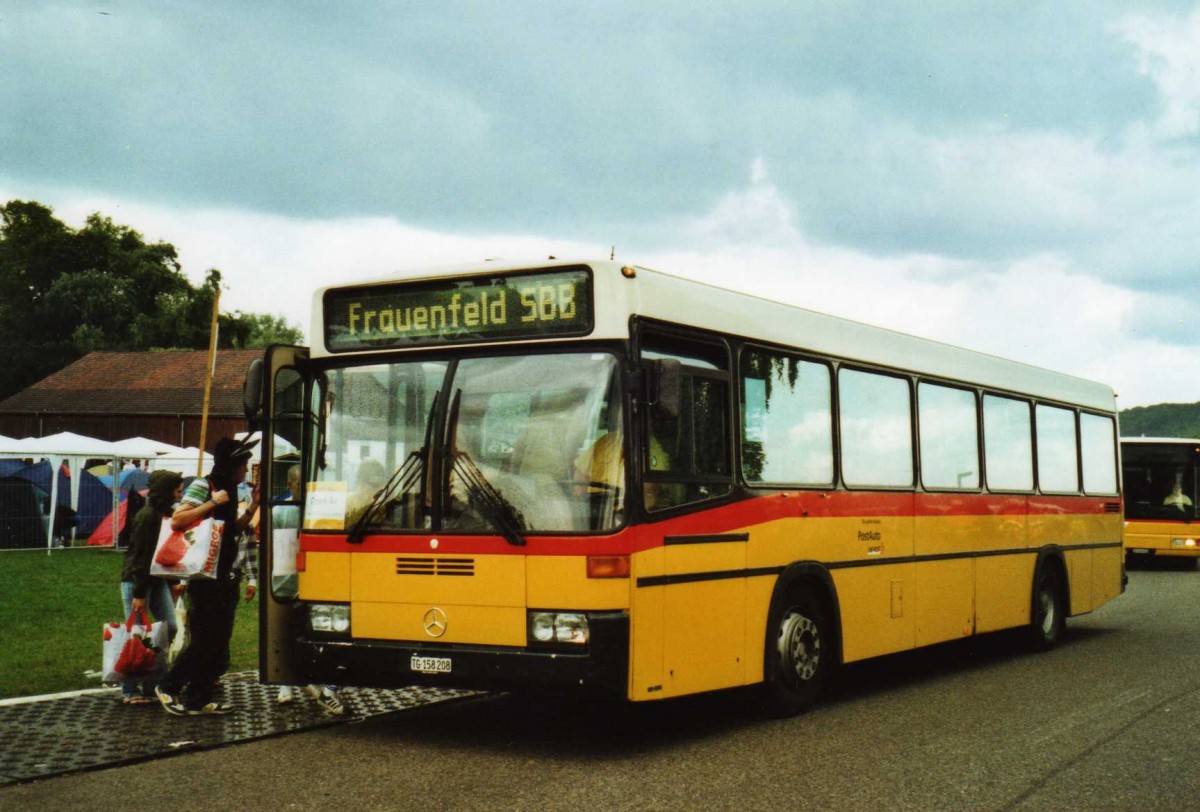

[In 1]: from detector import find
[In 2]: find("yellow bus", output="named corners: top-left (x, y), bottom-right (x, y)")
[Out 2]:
top-left (1122, 437), bottom-right (1200, 566)
top-left (245, 259), bottom-right (1125, 714)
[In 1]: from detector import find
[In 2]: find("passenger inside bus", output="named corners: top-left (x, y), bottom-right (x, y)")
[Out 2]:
top-left (574, 429), bottom-right (677, 512)
top-left (574, 430), bottom-right (625, 515)
top-left (344, 458), bottom-right (387, 527)
top-left (1163, 472), bottom-right (1193, 511)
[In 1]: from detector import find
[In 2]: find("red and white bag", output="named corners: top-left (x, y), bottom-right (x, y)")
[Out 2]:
top-left (150, 516), bottom-right (223, 580)
top-left (102, 609), bottom-right (169, 682)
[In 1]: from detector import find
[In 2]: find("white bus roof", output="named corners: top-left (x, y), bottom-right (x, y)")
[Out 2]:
top-left (1120, 437), bottom-right (1200, 445)
top-left (312, 258), bottom-right (1117, 413)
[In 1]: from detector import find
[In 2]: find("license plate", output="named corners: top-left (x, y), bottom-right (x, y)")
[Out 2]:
top-left (411, 655), bottom-right (452, 674)
top-left (1131, 548), bottom-right (1150, 554)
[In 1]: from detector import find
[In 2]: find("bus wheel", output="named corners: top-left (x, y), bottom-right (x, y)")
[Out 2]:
top-left (762, 588), bottom-right (827, 717)
top-left (1029, 564), bottom-right (1065, 651)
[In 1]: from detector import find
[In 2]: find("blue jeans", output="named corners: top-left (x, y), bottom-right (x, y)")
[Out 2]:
top-left (119, 580), bottom-right (179, 698)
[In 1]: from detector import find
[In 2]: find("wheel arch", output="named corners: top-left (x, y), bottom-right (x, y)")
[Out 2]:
top-left (762, 561), bottom-right (843, 683)
top-left (1033, 545), bottom-right (1071, 617)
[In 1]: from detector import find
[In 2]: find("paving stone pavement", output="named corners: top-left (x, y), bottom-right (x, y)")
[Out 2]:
top-left (0, 673), bottom-right (481, 786)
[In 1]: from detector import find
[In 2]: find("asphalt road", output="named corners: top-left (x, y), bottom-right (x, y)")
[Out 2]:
top-left (4, 562), bottom-right (1200, 811)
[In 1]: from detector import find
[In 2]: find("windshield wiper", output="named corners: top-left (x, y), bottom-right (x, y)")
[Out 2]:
top-left (444, 388), bottom-right (526, 546)
top-left (451, 450), bottom-right (527, 547)
top-left (345, 451), bottom-right (423, 544)
top-left (346, 394), bottom-right (439, 545)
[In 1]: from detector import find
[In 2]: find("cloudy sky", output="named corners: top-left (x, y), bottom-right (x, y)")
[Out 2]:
top-left (2, 2), bottom-right (1199, 408)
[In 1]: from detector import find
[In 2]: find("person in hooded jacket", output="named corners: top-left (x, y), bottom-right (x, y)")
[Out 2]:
top-left (118, 469), bottom-right (185, 704)
top-left (155, 437), bottom-right (260, 716)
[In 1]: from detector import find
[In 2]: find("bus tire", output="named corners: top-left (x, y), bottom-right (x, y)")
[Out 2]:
top-left (761, 586), bottom-right (827, 717)
top-left (1028, 562), bottom-right (1065, 651)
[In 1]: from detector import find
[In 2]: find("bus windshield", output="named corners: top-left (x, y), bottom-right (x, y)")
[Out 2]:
top-left (1123, 444), bottom-right (1198, 522)
top-left (316, 352), bottom-right (625, 534)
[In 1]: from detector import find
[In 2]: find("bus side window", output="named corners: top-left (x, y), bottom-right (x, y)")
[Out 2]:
top-left (838, 368), bottom-right (913, 488)
top-left (1079, 413), bottom-right (1117, 496)
top-left (983, 394), bottom-right (1034, 492)
top-left (1035, 404), bottom-right (1079, 494)
top-left (917, 382), bottom-right (979, 491)
top-left (740, 348), bottom-right (834, 487)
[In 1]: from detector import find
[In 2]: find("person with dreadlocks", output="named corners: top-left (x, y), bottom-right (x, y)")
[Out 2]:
top-left (155, 436), bottom-right (260, 716)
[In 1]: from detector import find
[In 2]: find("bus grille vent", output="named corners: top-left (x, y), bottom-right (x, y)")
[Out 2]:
top-left (1103, 502), bottom-right (1121, 514)
top-left (395, 557), bottom-right (475, 576)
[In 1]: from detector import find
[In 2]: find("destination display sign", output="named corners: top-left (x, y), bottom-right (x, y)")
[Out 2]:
top-left (323, 266), bottom-right (593, 352)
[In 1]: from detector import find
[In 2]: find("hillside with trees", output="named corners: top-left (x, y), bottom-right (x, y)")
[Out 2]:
top-left (1119, 402), bottom-right (1200, 439)
top-left (0, 199), bottom-right (302, 400)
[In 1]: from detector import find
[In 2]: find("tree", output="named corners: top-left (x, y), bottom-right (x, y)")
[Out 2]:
top-left (1119, 403), bottom-right (1200, 439)
top-left (220, 312), bottom-right (304, 349)
top-left (0, 199), bottom-right (303, 400)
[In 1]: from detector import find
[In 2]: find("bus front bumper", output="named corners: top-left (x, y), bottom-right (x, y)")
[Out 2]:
top-left (292, 610), bottom-right (630, 697)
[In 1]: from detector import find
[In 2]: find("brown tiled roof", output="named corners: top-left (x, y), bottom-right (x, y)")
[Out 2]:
top-left (0, 350), bottom-right (265, 416)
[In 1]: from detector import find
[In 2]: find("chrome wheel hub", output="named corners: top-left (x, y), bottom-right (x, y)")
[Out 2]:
top-left (778, 609), bottom-right (820, 681)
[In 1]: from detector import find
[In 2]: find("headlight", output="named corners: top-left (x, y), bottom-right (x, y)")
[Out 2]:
top-left (528, 611), bottom-right (589, 645)
top-left (309, 603), bottom-right (350, 634)
top-left (554, 613), bottom-right (588, 644)
top-left (531, 612), bottom-right (555, 642)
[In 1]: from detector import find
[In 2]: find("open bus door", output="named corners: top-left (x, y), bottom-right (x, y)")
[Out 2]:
top-left (245, 344), bottom-right (310, 687)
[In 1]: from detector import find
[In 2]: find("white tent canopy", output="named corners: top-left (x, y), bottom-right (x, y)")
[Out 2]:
top-left (0, 431), bottom-right (209, 550)
top-left (0, 431), bottom-right (125, 551)
top-left (111, 436), bottom-right (186, 458)
top-left (0, 431), bottom-right (232, 549)
top-left (16, 431), bottom-right (123, 457)
top-left (1, 431), bottom-right (120, 458)
top-left (150, 447), bottom-right (214, 478)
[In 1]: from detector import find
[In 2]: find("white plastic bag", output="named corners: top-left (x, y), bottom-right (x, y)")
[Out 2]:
top-left (150, 516), bottom-right (223, 580)
top-left (101, 609), bottom-right (169, 682)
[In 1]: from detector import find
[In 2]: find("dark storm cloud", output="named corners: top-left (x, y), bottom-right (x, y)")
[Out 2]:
top-left (1, 1), bottom-right (1197, 303)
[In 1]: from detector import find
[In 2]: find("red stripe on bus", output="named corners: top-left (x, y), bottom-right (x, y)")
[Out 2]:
top-left (294, 490), bottom-right (1118, 557)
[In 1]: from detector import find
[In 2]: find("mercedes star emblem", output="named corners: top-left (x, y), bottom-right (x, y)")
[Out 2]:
top-left (422, 607), bottom-right (448, 638)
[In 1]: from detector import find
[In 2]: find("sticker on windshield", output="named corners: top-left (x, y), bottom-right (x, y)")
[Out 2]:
top-left (304, 482), bottom-right (348, 530)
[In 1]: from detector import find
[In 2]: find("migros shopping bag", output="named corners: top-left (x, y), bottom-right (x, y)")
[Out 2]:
top-left (150, 516), bottom-right (223, 580)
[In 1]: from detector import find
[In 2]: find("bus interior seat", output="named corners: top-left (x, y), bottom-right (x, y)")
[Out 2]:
top-left (509, 420), bottom-right (577, 529)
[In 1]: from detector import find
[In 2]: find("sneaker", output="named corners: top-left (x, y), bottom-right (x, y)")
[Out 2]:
top-left (305, 685), bottom-right (345, 716)
top-left (277, 685), bottom-right (295, 705)
top-left (155, 685), bottom-right (188, 717)
top-left (186, 702), bottom-right (234, 716)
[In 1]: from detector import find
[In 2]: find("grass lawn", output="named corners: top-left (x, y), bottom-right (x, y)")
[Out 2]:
top-left (0, 547), bottom-right (259, 699)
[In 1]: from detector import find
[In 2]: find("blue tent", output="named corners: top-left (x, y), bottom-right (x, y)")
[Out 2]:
top-left (7, 461), bottom-right (118, 536)
top-left (120, 468), bottom-right (150, 493)
top-left (0, 476), bottom-right (47, 549)
top-left (95, 468), bottom-right (150, 494)
top-left (0, 459), bottom-right (29, 478)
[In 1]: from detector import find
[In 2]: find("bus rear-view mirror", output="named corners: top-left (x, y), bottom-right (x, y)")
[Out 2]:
top-left (243, 358), bottom-right (265, 422)
top-left (648, 359), bottom-right (682, 420)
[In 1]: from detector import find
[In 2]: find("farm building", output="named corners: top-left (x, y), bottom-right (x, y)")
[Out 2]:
top-left (0, 349), bottom-right (263, 450)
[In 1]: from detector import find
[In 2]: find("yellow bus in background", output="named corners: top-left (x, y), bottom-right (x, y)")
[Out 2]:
top-left (246, 258), bottom-right (1125, 715)
top-left (1122, 437), bottom-right (1200, 567)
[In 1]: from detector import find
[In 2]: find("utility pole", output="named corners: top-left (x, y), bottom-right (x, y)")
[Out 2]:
top-left (197, 272), bottom-right (221, 476)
